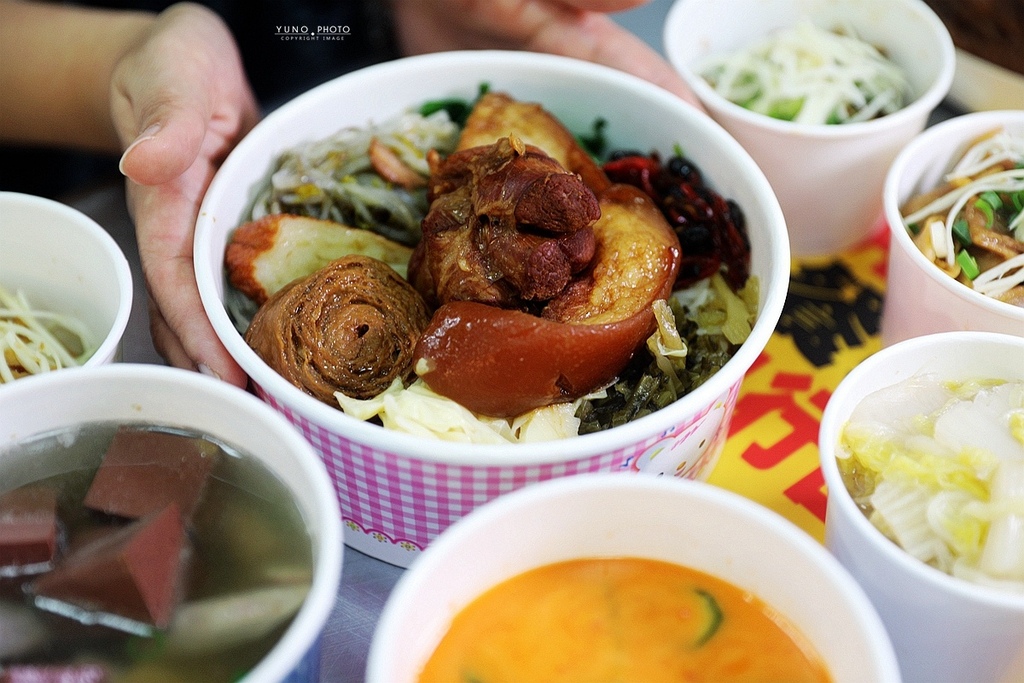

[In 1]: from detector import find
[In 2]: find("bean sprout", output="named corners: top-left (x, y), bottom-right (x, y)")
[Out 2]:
top-left (901, 129), bottom-right (1024, 305)
top-left (0, 284), bottom-right (94, 383)
top-left (699, 18), bottom-right (910, 125)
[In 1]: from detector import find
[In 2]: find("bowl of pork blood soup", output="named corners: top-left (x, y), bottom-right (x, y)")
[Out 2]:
top-left (663, 0), bottom-right (955, 256)
top-left (0, 364), bottom-right (342, 683)
top-left (366, 473), bottom-right (900, 683)
top-left (819, 331), bottom-right (1024, 683)
top-left (194, 49), bottom-right (790, 567)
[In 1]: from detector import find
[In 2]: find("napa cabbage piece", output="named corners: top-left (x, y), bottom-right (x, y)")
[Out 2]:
top-left (838, 374), bottom-right (1024, 593)
top-left (334, 378), bottom-right (590, 444)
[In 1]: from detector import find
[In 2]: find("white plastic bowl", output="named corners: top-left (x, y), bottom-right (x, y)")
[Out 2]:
top-left (663, 0), bottom-right (955, 256)
top-left (880, 110), bottom-right (1024, 346)
top-left (819, 331), bottom-right (1024, 683)
top-left (367, 473), bottom-right (901, 682)
top-left (0, 191), bottom-right (133, 371)
top-left (194, 50), bottom-right (789, 567)
top-left (0, 364), bottom-right (343, 683)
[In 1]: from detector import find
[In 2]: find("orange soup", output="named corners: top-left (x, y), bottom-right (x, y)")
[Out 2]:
top-left (419, 557), bottom-right (832, 683)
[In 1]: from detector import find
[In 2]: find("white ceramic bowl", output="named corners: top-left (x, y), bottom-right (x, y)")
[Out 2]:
top-left (880, 110), bottom-right (1024, 346)
top-left (663, 0), bottom-right (955, 256)
top-left (0, 364), bottom-right (343, 683)
top-left (366, 473), bottom-right (900, 682)
top-left (194, 50), bottom-right (789, 567)
top-left (0, 191), bottom-right (133, 372)
top-left (819, 331), bottom-right (1024, 683)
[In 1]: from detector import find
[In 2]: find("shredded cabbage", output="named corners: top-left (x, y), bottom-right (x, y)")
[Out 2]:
top-left (838, 374), bottom-right (1024, 592)
top-left (700, 18), bottom-right (910, 125)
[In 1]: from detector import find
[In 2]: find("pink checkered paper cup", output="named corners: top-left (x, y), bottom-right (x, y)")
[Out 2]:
top-left (195, 51), bottom-right (789, 567)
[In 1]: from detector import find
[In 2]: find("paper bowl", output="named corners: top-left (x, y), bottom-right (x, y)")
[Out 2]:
top-left (663, 0), bottom-right (955, 256)
top-left (880, 110), bottom-right (1024, 346)
top-left (366, 473), bottom-right (900, 682)
top-left (194, 50), bottom-right (789, 567)
top-left (0, 364), bottom-right (343, 683)
top-left (819, 331), bottom-right (1024, 683)
top-left (0, 191), bottom-right (133, 373)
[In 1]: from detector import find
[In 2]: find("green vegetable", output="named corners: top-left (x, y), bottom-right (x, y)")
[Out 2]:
top-left (767, 97), bottom-right (804, 121)
top-left (951, 217), bottom-right (972, 246)
top-left (974, 198), bottom-right (995, 228)
top-left (692, 589), bottom-right (724, 648)
top-left (956, 249), bottom-right (980, 280)
top-left (419, 82), bottom-right (490, 126)
top-left (577, 117), bottom-right (608, 159)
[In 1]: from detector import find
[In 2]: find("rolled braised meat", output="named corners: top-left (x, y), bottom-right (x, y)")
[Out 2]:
top-left (245, 254), bottom-right (431, 404)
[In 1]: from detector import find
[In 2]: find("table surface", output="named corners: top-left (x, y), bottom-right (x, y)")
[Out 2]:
top-left (59, 2), bottom-right (965, 680)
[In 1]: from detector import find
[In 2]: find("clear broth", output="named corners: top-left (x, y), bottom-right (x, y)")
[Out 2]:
top-left (0, 422), bottom-right (314, 682)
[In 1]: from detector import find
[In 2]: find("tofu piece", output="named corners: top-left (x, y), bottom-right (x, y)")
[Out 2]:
top-left (83, 427), bottom-right (219, 521)
top-left (30, 504), bottom-right (187, 631)
top-left (0, 486), bottom-right (60, 576)
top-left (457, 92), bottom-right (610, 193)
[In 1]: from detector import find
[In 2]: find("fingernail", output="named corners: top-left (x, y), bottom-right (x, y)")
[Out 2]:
top-left (118, 123), bottom-right (161, 175)
top-left (197, 363), bottom-right (221, 380)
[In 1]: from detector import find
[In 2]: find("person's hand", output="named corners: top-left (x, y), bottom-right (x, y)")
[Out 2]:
top-left (113, 2), bottom-right (259, 386)
top-left (388, 0), bottom-right (702, 108)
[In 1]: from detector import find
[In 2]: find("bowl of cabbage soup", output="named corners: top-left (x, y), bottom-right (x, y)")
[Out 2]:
top-left (819, 331), bottom-right (1024, 683)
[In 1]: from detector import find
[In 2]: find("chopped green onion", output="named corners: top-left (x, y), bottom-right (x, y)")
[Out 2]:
top-left (956, 250), bottom-right (980, 280)
top-left (973, 199), bottom-right (995, 228)
top-left (576, 117), bottom-right (608, 159)
top-left (951, 217), bottom-right (972, 246)
top-left (907, 222), bottom-right (922, 236)
top-left (979, 190), bottom-right (1002, 211)
top-left (1012, 190), bottom-right (1024, 213)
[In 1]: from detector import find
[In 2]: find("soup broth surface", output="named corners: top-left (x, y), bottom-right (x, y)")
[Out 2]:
top-left (0, 422), bottom-right (313, 682)
top-left (419, 557), bottom-right (832, 683)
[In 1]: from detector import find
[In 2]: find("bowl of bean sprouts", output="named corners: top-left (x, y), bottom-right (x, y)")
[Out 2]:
top-left (663, 0), bottom-right (955, 256)
top-left (880, 110), bottom-right (1024, 345)
top-left (0, 192), bottom-right (133, 383)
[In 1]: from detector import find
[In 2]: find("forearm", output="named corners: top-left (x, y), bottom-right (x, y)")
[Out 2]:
top-left (0, 0), bottom-right (155, 152)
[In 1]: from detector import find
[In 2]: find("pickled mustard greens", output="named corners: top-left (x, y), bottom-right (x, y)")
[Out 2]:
top-left (901, 129), bottom-right (1024, 306)
top-left (700, 19), bottom-right (910, 125)
top-left (0, 284), bottom-right (94, 383)
top-left (838, 375), bottom-right (1024, 593)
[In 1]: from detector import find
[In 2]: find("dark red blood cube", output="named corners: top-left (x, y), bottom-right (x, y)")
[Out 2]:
top-left (0, 664), bottom-right (108, 683)
top-left (0, 486), bottom-right (59, 571)
top-left (83, 427), bottom-right (219, 521)
top-left (31, 503), bottom-right (186, 629)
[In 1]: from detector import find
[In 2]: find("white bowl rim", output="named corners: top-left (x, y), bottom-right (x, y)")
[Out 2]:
top-left (368, 472), bottom-right (900, 680)
top-left (0, 191), bottom-right (134, 369)
top-left (883, 109), bottom-right (1024, 322)
top-left (0, 362), bottom-right (345, 682)
top-left (819, 330), bottom-right (1024, 610)
top-left (662, 0), bottom-right (956, 139)
top-left (194, 49), bottom-right (790, 467)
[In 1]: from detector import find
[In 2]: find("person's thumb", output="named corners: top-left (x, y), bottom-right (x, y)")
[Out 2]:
top-left (116, 96), bottom-right (207, 187)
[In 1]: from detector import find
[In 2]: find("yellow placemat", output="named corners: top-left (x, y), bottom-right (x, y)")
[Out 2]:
top-left (708, 231), bottom-right (889, 542)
